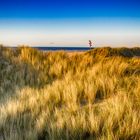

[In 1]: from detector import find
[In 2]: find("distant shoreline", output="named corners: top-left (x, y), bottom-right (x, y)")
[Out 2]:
top-left (9, 46), bottom-right (93, 51)
top-left (34, 47), bottom-right (93, 51)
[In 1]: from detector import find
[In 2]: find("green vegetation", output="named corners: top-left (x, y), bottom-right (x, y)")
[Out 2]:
top-left (0, 46), bottom-right (140, 140)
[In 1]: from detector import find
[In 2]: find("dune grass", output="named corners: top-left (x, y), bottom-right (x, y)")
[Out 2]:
top-left (0, 46), bottom-right (140, 140)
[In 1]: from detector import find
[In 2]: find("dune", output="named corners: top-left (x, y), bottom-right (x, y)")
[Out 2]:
top-left (0, 46), bottom-right (140, 140)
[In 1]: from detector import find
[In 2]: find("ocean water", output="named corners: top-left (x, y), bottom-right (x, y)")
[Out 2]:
top-left (34, 47), bottom-right (92, 51)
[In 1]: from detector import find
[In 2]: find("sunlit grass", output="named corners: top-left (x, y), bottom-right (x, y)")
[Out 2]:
top-left (0, 45), bottom-right (140, 140)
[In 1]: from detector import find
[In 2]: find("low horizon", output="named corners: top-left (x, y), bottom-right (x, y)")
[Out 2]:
top-left (1, 45), bottom-right (140, 48)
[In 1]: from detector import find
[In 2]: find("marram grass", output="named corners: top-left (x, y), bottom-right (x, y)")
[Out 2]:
top-left (0, 46), bottom-right (140, 140)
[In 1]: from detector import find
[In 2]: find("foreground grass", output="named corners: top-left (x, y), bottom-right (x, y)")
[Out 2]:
top-left (0, 46), bottom-right (140, 140)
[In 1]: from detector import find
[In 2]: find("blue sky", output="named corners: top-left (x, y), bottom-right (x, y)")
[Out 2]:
top-left (0, 0), bottom-right (140, 47)
top-left (0, 0), bottom-right (140, 18)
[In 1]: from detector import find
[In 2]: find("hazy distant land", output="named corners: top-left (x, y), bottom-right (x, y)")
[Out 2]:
top-left (0, 46), bottom-right (140, 140)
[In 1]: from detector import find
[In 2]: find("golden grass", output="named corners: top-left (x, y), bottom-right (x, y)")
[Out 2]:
top-left (0, 46), bottom-right (140, 140)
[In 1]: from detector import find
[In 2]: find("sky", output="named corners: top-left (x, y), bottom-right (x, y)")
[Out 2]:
top-left (0, 0), bottom-right (140, 47)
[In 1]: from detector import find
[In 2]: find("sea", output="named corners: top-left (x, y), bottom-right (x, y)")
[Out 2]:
top-left (33, 47), bottom-right (92, 51)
